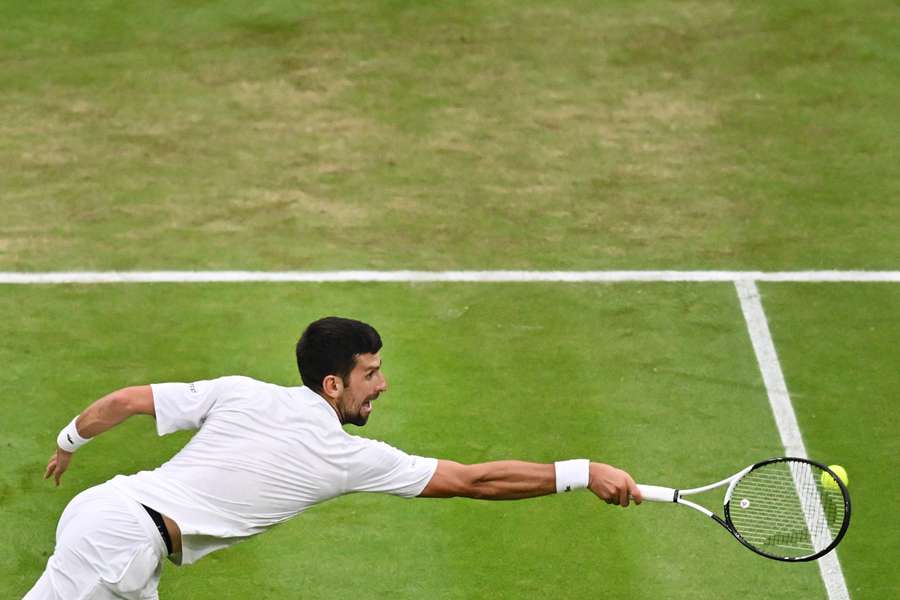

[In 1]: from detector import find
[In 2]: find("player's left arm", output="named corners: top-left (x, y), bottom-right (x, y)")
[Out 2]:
top-left (44, 385), bottom-right (154, 486)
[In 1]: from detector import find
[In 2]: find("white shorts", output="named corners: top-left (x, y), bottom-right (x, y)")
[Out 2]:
top-left (24, 482), bottom-right (166, 600)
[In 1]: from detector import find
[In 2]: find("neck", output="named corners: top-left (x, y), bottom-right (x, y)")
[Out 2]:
top-left (314, 390), bottom-right (344, 423)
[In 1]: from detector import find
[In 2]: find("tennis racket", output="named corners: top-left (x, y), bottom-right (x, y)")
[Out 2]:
top-left (636, 457), bottom-right (851, 561)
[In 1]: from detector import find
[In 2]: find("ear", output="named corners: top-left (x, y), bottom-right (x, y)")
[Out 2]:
top-left (322, 374), bottom-right (344, 400)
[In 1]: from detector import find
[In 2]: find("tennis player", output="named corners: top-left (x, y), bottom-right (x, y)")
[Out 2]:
top-left (26, 316), bottom-right (641, 599)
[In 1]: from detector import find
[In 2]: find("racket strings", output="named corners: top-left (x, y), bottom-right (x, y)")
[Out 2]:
top-left (727, 461), bottom-right (847, 558)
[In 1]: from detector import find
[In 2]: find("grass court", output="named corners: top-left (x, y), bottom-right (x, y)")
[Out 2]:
top-left (2, 1), bottom-right (898, 598)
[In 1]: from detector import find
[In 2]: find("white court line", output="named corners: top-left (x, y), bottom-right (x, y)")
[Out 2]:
top-left (736, 280), bottom-right (850, 600)
top-left (0, 270), bottom-right (899, 283)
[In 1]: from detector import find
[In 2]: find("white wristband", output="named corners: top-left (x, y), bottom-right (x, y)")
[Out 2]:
top-left (554, 459), bottom-right (590, 493)
top-left (57, 417), bottom-right (90, 452)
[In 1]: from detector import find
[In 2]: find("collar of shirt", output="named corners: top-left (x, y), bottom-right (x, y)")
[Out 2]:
top-left (294, 386), bottom-right (342, 424)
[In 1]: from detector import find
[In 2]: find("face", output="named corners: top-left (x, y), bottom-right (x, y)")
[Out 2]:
top-left (331, 352), bottom-right (387, 426)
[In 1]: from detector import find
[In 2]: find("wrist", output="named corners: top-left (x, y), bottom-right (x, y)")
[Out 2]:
top-left (57, 417), bottom-right (90, 452)
top-left (554, 459), bottom-right (590, 493)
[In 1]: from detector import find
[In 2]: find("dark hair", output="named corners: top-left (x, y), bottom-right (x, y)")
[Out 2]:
top-left (296, 317), bottom-right (382, 393)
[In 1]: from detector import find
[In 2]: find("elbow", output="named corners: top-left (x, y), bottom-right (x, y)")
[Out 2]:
top-left (462, 466), bottom-right (494, 500)
top-left (423, 461), bottom-right (493, 499)
top-left (467, 486), bottom-right (493, 500)
top-left (113, 386), bottom-right (155, 417)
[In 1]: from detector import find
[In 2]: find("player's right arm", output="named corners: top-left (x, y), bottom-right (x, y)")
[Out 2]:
top-left (44, 386), bottom-right (154, 486)
top-left (344, 438), bottom-right (640, 506)
top-left (419, 459), bottom-right (642, 506)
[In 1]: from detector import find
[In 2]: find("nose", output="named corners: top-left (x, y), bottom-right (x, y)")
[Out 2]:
top-left (378, 373), bottom-right (388, 393)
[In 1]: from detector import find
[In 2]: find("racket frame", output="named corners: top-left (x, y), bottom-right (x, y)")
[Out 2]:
top-left (637, 457), bottom-right (851, 562)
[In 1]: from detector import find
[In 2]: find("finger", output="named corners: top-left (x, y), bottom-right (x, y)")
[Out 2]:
top-left (54, 450), bottom-right (64, 486)
top-left (619, 481), bottom-right (629, 508)
top-left (44, 455), bottom-right (57, 480)
top-left (627, 476), bottom-right (642, 505)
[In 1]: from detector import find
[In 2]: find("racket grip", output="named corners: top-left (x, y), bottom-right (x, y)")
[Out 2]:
top-left (635, 484), bottom-right (677, 503)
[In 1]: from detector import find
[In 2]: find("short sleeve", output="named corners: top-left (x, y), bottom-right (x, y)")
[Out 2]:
top-left (345, 437), bottom-right (438, 498)
top-left (151, 379), bottom-right (220, 435)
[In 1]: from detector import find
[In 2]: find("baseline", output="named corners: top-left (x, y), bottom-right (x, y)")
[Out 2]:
top-left (1, 270), bottom-right (899, 284)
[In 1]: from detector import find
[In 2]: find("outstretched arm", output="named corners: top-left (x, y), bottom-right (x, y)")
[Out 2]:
top-left (419, 459), bottom-right (642, 506)
top-left (44, 385), bottom-right (154, 486)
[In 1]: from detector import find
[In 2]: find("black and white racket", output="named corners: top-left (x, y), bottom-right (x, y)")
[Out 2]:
top-left (636, 457), bottom-right (851, 561)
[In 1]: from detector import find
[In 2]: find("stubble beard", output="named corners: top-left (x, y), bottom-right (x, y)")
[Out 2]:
top-left (343, 393), bottom-right (378, 427)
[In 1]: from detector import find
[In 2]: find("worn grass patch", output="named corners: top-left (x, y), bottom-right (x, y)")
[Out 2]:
top-left (2, 0), bottom-right (895, 269)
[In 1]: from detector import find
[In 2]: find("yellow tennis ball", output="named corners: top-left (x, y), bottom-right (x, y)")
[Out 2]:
top-left (821, 465), bottom-right (848, 490)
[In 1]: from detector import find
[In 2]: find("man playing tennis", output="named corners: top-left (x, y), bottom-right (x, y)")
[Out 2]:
top-left (27, 316), bottom-right (641, 599)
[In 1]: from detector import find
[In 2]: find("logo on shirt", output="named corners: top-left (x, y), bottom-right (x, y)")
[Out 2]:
top-left (66, 434), bottom-right (74, 445)
top-left (189, 383), bottom-right (197, 394)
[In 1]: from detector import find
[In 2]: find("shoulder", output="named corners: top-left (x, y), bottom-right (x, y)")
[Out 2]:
top-left (211, 375), bottom-right (278, 392)
top-left (196, 376), bottom-right (297, 406)
top-left (216, 375), bottom-right (260, 386)
top-left (343, 434), bottom-right (407, 460)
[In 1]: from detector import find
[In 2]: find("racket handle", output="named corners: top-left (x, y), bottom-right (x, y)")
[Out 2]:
top-left (636, 484), bottom-right (678, 503)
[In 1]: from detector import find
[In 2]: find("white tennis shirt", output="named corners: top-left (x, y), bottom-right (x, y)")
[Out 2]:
top-left (109, 376), bottom-right (438, 565)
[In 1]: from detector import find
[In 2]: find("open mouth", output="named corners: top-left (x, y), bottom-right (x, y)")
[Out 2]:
top-left (361, 393), bottom-right (378, 416)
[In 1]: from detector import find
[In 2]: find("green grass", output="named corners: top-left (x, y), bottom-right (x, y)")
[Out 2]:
top-left (3, 282), bottom-right (833, 599)
top-left (1, 0), bottom-right (897, 598)
top-left (758, 283), bottom-right (900, 598)
top-left (1, 0), bottom-right (898, 270)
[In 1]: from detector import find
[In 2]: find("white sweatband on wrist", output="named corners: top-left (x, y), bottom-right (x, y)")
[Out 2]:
top-left (57, 417), bottom-right (91, 452)
top-left (554, 459), bottom-right (590, 493)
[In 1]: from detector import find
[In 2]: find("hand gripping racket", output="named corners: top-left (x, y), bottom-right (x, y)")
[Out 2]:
top-left (636, 457), bottom-right (851, 561)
